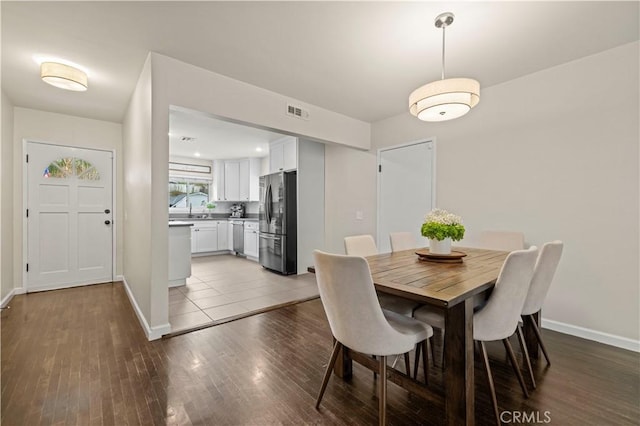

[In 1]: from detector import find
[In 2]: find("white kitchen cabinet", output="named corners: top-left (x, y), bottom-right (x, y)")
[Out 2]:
top-left (227, 222), bottom-right (234, 251)
top-left (249, 157), bottom-right (261, 201)
top-left (243, 221), bottom-right (259, 259)
top-left (216, 220), bottom-right (228, 250)
top-left (269, 142), bottom-right (284, 173)
top-left (221, 159), bottom-right (257, 201)
top-left (213, 159), bottom-right (225, 201)
top-left (283, 140), bottom-right (297, 171)
top-left (224, 160), bottom-right (241, 201)
top-left (191, 221), bottom-right (218, 253)
top-left (269, 137), bottom-right (297, 173)
top-left (169, 224), bottom-right (192, 287)
top-left (239, 160), bottom-right (250, 201)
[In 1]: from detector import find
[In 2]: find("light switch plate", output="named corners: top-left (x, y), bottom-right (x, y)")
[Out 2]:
top-left (355, 210), bottom-right (363, 220)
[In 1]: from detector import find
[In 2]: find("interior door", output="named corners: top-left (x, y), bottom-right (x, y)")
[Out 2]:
top-left (377, 141), bottom-right (434, 253)
top-left (27, 142), bottom-right (113, 291)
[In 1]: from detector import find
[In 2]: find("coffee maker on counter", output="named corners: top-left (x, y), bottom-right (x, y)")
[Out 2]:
top-left (230, 203), bottom-right (245, 218)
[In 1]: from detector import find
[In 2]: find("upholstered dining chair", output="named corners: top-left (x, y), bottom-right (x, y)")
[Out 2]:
top-left (473, 247), bottom-right (538, 425)
top-left (344, 235), bottom-right (420, 317)
top-left (414, 247), bottom-right (539, 425)
top-left (389, 232), bottom-right (417, 252)
top-left (478, 230), bottom-right (525, 252)
top-left (344, 234), bottom-right (378, 257)
top-left (521, 241), bottom-right (564, 366)
top-left (313, 250), bottom-right (433, 425)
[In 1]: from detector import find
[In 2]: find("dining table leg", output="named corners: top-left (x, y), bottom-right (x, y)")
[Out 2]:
top-left (444, 298), bottom-right (474, 426)
top-left (522, 311), bottom-right (541, 360)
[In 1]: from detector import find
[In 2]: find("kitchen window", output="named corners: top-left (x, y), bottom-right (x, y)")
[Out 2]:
top-left (169, 179), bottom-right (211, 210)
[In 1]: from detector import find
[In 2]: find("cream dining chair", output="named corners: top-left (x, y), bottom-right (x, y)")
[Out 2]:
top-left (521, 240), bottom-right (564, 366)
top-left (313, 250), bottom-right (433, 425)
top-left (473, 246), bottom-right (538, 425)
top-left (413, 229), bottom-right (527, 368)
top-left (389, 232), bottom-right (418, 252)
top-left (344, 235), bottom-right (420, 317)
top-left (415, 247), bottom-right (539, 426)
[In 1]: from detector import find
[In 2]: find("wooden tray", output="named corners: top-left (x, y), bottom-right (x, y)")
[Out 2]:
top-left (415, 249), bottom-right (467, 263)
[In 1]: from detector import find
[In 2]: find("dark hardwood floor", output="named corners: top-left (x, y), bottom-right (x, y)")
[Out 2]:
top-left (1, 282), bottom-right (638, 425)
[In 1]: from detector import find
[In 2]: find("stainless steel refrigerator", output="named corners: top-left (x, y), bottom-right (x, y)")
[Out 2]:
top-left (259, 171), bottom-right (297, 274)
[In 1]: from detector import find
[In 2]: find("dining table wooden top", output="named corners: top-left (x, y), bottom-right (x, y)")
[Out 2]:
top-left (366, 246), bottom-right (509, 308)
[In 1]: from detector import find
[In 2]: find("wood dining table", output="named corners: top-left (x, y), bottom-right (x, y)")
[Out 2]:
top-left (326, 246), bottom-right (539, 426)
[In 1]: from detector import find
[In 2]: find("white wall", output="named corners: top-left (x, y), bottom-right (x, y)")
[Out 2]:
top-left (11, 107), bottom-right (124, 291)
top-left (366, 42), bottom-right (639, 344)
top-left (122, 55), bottom-right (170, 339)
top-left (324, 143), bottom-right (377, 254)
top-left (130, 52), bottom-right (372, 339)
top-left (1, 92), bottom-right (14, 303)
top-left (156, 54), bottom-right (370, 150)
top-left (297, 138), bottom-right (325, 271)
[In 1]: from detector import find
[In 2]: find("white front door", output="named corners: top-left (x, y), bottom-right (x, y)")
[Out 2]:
top-left (26, 142), bottom-right (113, 291)
top-left (377, 140), bottom-right (435, 253)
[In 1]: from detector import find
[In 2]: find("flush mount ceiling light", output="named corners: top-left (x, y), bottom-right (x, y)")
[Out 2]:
top-left (40, 62), bottom-right (88, 92)
top-left (409, 12), bottom-right (480, 122)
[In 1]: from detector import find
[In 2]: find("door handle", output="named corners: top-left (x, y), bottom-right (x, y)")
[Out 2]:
top-left (104, 209), bottom-right (110, 214)
top-left (105, 220), bottom-right (111, 225)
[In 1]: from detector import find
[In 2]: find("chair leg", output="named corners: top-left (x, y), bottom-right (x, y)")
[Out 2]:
top-left (372, 355), bottom-right (377, 379)
top-left (379, 355), bottom-right (387, 426)
top-left (479, 341), bottom-right (501, 426)
top-left (421, 340), bottom-right (429, 386)
top-left (528, 314), bottom-right (552, 365)
top-left (403, 352), bottom-right (411, 377)
top-left (315, 341), bottom-right (342, 409)
top-left (502, 338), bottom-right (529, 398)
top-left (430, 334), bottom-right (437, 367)
top-left (516, 325), bottom-right (536, 389)
top-left (413, 344), bottom-right (421, 380)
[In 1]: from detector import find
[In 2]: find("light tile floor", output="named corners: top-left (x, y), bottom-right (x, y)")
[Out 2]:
top-left (168, 255), bottom-right (319, 334)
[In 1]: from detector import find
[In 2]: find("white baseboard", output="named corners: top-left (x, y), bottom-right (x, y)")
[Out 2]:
top-left (542, 318), bottom-right (640, 353)
top-left (1, 289), bottom-right (15, 308)
top-left (121, 277), bottom-right (170, 341)
top-left (1, 287), bottom-right (26, 308)
top-left (115, 275), bottom-right (124, 282)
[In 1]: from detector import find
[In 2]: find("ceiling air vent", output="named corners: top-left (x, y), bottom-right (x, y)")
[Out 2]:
top-left (180, 136), bottom-right (196, 142)
top-left (286, 104), bottom-right (310, 120)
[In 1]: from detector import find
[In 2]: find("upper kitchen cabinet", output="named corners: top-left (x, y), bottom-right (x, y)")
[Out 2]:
top-left (214, 158), bottom-right (261, 202)
top-left (269, 136), bottom-right (297, 174)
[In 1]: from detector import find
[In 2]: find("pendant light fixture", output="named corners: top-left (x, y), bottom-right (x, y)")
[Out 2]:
top-left (40, 62), bottom-right (88, 92)
top-left (409, 12), bottom-right (479, 122)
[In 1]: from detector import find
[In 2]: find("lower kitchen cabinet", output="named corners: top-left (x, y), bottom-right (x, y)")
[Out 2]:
top-left (243, 222), bottom-right (259, 258)
top-left (191, 221), bottom-right (218, 253)
top-left (217, 221), bottom-right (228, 250)
top-left (169, 224), bottom-right (192, 287)
top-left (227, 222), bottom-right (234, 251)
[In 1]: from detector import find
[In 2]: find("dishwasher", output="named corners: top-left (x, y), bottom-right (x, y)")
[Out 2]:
top-left (232, 220), bottom-right (245, 256)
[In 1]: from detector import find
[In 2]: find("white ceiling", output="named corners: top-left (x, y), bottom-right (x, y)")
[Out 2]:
top-left (169, 107), bottom-right (285, 160)
top-left (2, 1), bottom-right (639, 126)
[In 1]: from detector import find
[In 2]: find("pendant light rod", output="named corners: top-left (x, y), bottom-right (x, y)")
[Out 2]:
top-left (441, 25), bottom-right (446, 80)
top-left (434, 12), bottom-right (454, 80)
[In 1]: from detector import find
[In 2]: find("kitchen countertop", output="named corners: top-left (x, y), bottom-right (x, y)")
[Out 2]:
top-left (168, 221), bottom-right (195, 227)
top-left (169, 217), bottom-right (258, 222)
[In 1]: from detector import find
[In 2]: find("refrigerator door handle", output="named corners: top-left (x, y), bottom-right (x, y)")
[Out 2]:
top-left (265, 183), bottom-right (273, 224)
top-left (259, 233), bottom-right (280, 240)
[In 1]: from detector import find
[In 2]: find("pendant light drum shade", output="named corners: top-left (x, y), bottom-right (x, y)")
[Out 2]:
top-left (409, 77), bottom-right (480, 122)
top-left (409, 12), bottom-right (480, 122)
top-left (40, 62), bottom-right (88, 91)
